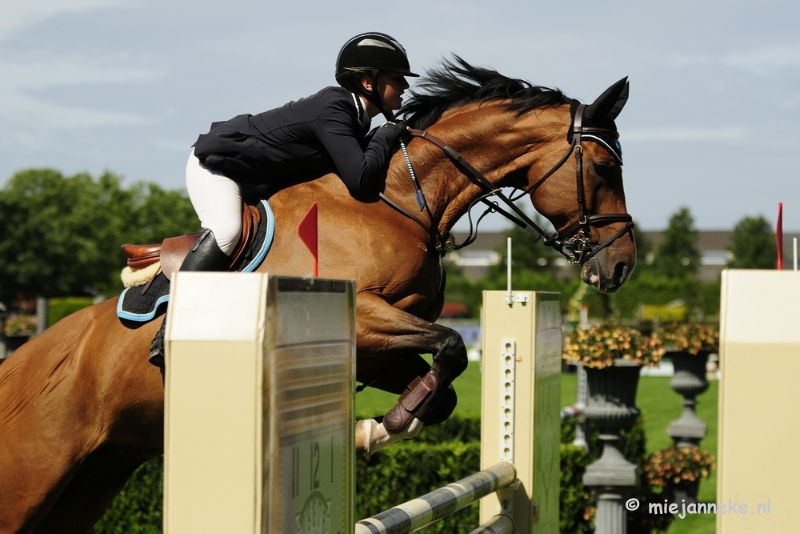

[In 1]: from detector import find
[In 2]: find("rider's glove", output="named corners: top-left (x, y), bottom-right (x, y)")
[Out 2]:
top-left (381, 120), bottom-right (412, 144)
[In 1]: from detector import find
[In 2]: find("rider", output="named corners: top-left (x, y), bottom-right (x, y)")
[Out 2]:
top-left (149, 32), bottom-right (418, 366)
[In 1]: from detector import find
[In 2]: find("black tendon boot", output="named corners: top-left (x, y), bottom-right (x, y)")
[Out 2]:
top-left (148, 229), bottom-right (231, 367)
top-left (383, 374), bottom-right (443, 434)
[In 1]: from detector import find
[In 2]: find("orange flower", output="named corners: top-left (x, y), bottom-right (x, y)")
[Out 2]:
top-left (563, 323), bottom-right (664, 369)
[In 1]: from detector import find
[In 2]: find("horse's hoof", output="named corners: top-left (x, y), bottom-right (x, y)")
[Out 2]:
top-left (355, 417), bottom-right (423, 455)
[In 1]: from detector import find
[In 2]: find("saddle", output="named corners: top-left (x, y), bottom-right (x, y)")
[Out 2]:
top-left (121, 203), bottom-right (262, 281)
top-left (117, 199), bottom-right (274, 323)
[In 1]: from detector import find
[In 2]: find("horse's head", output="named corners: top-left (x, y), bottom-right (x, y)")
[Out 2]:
top-left (523, 78), bottom-right (635, 293)
top-left (399, 59), bottom-right (636, 293)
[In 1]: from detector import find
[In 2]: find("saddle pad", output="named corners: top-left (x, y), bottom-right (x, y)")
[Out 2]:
top-left (116, 199), bottom-right (275, 323)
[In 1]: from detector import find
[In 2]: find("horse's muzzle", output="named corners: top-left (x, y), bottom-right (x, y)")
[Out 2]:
top-left (582, 254), bottom-right (633, 293)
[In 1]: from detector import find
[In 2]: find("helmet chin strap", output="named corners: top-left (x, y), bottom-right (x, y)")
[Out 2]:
top-left (359, 71), bottom-right (395, 121)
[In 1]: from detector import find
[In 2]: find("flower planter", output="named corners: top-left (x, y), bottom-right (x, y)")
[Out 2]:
top-left (564, 324), bottom-right (662, 534)
top-left (583, 359), bottom-right (641, 487)
top-left (582, 360), bottom-right (642, 534)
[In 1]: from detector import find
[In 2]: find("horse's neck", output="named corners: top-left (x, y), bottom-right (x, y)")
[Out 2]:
top-left (395, 102), bottom-right (568, 237)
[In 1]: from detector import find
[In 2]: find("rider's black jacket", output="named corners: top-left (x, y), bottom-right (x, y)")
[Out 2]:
top-left (193, 86), bottom-right (400, 194)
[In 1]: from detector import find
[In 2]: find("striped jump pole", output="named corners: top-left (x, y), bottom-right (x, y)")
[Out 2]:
top-left (354, 462), bottom-right (517, 534)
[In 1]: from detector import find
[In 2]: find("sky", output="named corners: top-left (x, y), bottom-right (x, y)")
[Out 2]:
top-left (2, 0), bottom-right (800, 232)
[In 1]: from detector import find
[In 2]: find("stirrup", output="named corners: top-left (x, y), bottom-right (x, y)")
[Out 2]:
top-left (383, 374), bottom-right (442, 434)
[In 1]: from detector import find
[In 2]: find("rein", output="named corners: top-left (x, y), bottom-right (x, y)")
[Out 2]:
top-left (379, 104), bottom-right (633, 264)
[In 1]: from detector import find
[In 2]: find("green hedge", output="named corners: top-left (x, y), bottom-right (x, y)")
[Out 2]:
top-left (357, 439), bottom-right (481, 533)
top-left (91, 414), bottom-right (667, 533)
top-left (92, 457), bottom-right (163, 534)
top-left (47, 296), bottom-right (95, 327)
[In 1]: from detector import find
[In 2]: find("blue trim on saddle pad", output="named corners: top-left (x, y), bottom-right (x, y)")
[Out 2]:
top-left (240, 199), bottom-right (274, 273)
top-left (117, 283), bottom-right (170, 322)
top-left (116, 199), bottom-right (275, 323)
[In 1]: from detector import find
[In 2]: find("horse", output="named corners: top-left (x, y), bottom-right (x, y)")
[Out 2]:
top-left (0, 58), bottom-right (636, 533)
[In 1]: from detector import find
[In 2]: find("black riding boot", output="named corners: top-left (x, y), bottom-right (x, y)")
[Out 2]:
top-left (149, 229), bottom-right (231, 367)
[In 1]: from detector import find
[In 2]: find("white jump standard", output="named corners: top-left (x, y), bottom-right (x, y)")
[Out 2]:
top-left (163, 273), bottom-right (356, 534)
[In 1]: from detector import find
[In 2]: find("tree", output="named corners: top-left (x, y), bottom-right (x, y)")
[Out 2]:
top-left (652, 207), bottom-right (701, 279)
top-left (727, 215), bottom-right (777, 269)
top-left (486, 216), bottom-right (567, 281)
top-left (125, 182), bottom-right (201, 245)
top-left (0, 169), bottom-right (199, 301)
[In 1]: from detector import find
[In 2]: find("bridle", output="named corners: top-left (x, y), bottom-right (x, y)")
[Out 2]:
top-left (379, 103), bottom-right (634, 264)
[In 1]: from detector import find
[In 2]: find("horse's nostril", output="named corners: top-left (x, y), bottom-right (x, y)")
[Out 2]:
top-left (614, 261), bottom-right (629, 284)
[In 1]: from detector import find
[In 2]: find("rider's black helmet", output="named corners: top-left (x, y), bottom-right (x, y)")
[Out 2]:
top-left (335, 32), bottom-right (419, 94)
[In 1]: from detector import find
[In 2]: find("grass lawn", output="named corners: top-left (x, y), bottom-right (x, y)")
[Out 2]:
top-left (357, 362), bottom-right (719, 533)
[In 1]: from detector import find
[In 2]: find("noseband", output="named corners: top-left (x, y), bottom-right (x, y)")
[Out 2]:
top-left (384, 103), bottom-right (633, 264)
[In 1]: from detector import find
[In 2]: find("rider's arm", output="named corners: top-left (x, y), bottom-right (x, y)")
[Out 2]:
top-left (314, 98), bottom-right (402, 195)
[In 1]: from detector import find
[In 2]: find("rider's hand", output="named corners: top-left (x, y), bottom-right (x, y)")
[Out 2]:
top-left (381, 120), bottom-right (411, 143)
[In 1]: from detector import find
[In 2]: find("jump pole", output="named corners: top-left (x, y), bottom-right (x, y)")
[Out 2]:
top-left (163, 272), bottom-right (356, 533)
top-left (354, 462), bottom-right (516, 534)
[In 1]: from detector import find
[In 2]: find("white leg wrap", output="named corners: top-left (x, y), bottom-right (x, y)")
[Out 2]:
top-left (355, 417), bottom-right (424, 455)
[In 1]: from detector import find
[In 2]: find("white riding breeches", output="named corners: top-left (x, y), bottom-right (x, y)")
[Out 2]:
top-left (185, 149), bottom-right (242, 256)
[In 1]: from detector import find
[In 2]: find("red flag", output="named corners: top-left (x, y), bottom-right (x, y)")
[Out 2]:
top-left (298, 202), bottom-right (318, 277)
top-left (777, 202), bottom-right (783, 270)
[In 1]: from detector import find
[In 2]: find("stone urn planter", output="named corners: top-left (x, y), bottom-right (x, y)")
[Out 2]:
top-left (564, 323), bottom-right (663, 534)
top-left (656, 322), bottom-right (718, 452)
top-left (582, 360), bottom-right (642, 534)
top-left (667, 350), bottom-right (710, 448)
top-left (584, 359), bottom-right (642, 427)
top-left (583, 359), bottom-right (642, 484)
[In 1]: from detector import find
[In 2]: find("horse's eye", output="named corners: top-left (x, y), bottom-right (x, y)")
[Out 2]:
top-left (592, 162), bottom-right (616, 180)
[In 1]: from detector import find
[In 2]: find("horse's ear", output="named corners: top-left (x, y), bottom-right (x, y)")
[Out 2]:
top-left (585, 77), bottom-right (629, 122)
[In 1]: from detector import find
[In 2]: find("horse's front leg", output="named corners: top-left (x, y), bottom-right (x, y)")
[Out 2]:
top-left (354, 292), bottom-right (468, 454)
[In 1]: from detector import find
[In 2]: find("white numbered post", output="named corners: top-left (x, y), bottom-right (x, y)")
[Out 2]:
top-left (718, 269), bottom-right (800, 532)
top-left (480, 291), bottom-right (561, 534)
top-left (163, 273), bottom-right (356, 534)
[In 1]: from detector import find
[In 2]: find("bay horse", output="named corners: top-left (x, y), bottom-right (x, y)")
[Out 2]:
top-left (0, 58), bottom-right (635, 533)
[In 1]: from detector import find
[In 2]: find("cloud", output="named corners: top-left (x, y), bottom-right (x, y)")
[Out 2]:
top-left (0, 55), bottom-right (158, 129)
top-left (625, 127), bottom-right (747, 142)
top-left (671, 45), bottom-right (800, 77)
top-left (0, 0), bottom-right (127, 40)
top-left (2, 54), bottom-right (158, 90)
top-left (1, 90), bottom-right (147, 131)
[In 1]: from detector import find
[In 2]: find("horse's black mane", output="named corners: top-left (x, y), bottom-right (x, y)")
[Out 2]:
top-left (400, 56), bottom-right (573, 130)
